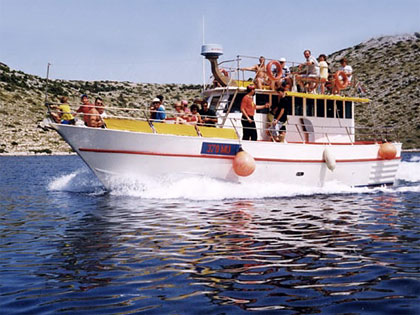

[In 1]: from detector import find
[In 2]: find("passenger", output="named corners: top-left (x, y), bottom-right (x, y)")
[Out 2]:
top-left (181, 100), bottom-right (190, 114)
top-left (240, 85), bottom-right (270, 141)
top-left (297, 50), bottom-right (320, 92)
top-left (94, 97), bottom-right (107, 118)
top-left (199, 101), bottom-right (217, 127)
top-left (86, 107), bottom-right (104, 128)
top-left (150, 97), bottom-right (166, 122)
top-left (240, 56), bottom-right (270, 89)
top-left (339, 58), bottom-right (353, 83)
top-left (51, 96), bottom-right (75, 125)
top-left (76, 94), bottom-right (95, 125)
top-left (185, 104), bottom-right (202, 125)
top-left (267, 88), bottom-right (288, 142)
top-left (156, 94), bottom-right (164, 105)
top-left (318, 54), bottom-right (329, 94)
top-left (332, 58), bottom-right (353, 94)
top-left (274, 58), bottom-right (292, 91)
top-left (173, 102), bottom-right (188, 124)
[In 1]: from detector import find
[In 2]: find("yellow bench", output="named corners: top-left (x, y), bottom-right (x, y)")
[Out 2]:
top-left (198, 126), bottom-right (238, 139)
top-left (153, 122), bottom-right (198, 136)
top-left (104, 118), bottom-right (238, 139)
top-left (104, 118), bottom-right (153, 133)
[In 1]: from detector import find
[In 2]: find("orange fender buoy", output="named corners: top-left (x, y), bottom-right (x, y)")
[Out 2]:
top-left (266, 60), bottom-right (283, 81)
top-left (378, 142), bottom-right (397, 160)
top-left (334, 70), bottom-right (349, 90)
top-left (233, 150), bottom-right (256, 177)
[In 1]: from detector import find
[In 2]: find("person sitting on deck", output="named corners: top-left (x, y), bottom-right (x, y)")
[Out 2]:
top-left (85, 107), bottom-right (104, 128)
top-left (150, 98), bottom-right (166, 122)
top-left (199, 101), bottom-right (217, 127)
top-left (240, 85), bottom-right (270, 141)
top-left (296, 50), bottom-right (320, 93)
top-left (76, 94), bottom-right (95, 126)
top-left (95, 97), bottom-right (107, 118)
top-left (181, 99), bottom-right (190, 114)
top-left (51, 96), bottom-right (75, 125)
top-left (171, 102), bottom-right (187, 124)
top-left (185, 104), bottom-right (202, 125)
top-left (240, 56), bottom-right (271, 89)
top-left (273, 58), bottom-right (292, 91)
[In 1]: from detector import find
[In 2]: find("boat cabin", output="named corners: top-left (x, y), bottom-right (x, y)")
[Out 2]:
top-left (204, 87), bottom-right (369, 144)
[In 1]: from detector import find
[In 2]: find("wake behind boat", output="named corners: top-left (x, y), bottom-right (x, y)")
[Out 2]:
top-left (44, 44), bottom-right (402, 190)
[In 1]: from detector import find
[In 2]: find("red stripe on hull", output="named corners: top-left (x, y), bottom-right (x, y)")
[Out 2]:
top-left (79, 147), bottom-right (401, 163)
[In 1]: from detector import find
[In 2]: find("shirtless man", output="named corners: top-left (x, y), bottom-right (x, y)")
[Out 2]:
top-left (240, 56), bottom-right (270, 89)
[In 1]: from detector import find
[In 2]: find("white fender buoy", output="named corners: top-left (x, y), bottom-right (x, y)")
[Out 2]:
top-left (378, 142), bottom-right (397, 160)
top-left (233, 150), bottom-right (256, 177)
top-left (323, 147), bottom-right (336, 171)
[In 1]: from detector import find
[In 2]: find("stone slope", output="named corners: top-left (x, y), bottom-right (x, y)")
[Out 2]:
top-left (0, 32), bottom-right (419, 153)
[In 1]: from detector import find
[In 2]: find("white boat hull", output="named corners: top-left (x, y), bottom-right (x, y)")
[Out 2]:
top-left (53, 124), bottom-right (402, 190)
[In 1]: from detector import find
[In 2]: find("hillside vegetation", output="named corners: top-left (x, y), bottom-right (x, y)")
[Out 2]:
top-left (0, 33), bottom-right (419, 153)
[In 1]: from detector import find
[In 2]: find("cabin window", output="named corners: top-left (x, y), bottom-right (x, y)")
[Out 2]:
top-left (345, 101), bottom-right (353, 119)
top-left (316, 99), bottom-right (325, 117)
top-left (336, 101), bottom-right (344, 118)
top-left (209, 96), bottom-right (220, 112)
top-left (326, 99), bottom-right (334, 118)
top-left (306, 98), bottom-right (315, 117)
top-left (256, 93), bottom-right (269, 113)
top-left (281, 96), bottom-right (293, 116)
top-left (225, 93), bottom-right (245, 113)
top-left (295, 97), bottom-right (303, 116)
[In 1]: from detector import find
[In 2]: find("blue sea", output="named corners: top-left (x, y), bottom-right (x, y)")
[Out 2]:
top-left (0, 153), bottom-right (419, 314)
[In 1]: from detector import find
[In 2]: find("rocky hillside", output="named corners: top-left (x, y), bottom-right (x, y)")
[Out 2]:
top-left (327, 33), bottom-right (420, 148)
top-left (0, 33), bottom-right (419, 154)
top-left (0, 67), bottom-right (202, 154)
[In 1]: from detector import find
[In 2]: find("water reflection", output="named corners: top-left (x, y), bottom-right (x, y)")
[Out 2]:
top-left (2, 189), bottom-right (418, 314)
top-left (47, 193), bottom-right (415, 314)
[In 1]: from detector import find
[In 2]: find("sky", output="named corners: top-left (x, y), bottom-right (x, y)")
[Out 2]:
top-left (0, 0), bottom-right (419, 84)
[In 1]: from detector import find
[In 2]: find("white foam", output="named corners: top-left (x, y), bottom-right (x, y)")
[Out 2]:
top-left (47, 157), bottom-right (420, 200)
top-left (396, 160), bottom-right (420, 182)
top-left (105, 174), bottom-right (381, 200)
top-left (47, 169), bottom-right (103, 193)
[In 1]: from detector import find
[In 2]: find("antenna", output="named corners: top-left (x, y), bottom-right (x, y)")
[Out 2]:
top-left (44, 63), bottom-right (51, 110)
top-left (202, 16), bottom-right (206, 91)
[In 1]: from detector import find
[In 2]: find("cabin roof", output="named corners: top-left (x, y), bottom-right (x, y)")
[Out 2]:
top-left (204, 87), bottom-right (370, 103)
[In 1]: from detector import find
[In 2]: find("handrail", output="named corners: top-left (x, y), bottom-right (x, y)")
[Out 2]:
top-left (48, 104), bottom-right (399, 143)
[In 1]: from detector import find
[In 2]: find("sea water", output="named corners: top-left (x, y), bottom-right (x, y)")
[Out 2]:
top-left (0, 153), bottom-right (419, 314)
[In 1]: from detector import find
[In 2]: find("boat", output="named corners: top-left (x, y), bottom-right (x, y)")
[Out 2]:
top-left (45, 44), bottom-right (402, 190)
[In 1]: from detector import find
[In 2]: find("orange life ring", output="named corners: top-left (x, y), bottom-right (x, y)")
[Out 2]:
top-left (266, 60), bottom-right (282, 81)
top-left (334, 70), bottom-right (349, 90)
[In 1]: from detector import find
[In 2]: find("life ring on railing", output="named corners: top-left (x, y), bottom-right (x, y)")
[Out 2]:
top-left (334, 70), bottom-right (349, 90)
top-left (220, 68), bottom-right (229, 77)
top-left (266, 60), bottom-right (283, 81)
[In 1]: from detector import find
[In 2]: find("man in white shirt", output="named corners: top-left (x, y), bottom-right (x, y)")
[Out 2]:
top-left (339, 58), bottom-right (353, 82)
top-left (297, 50), bottom-right (320, 92)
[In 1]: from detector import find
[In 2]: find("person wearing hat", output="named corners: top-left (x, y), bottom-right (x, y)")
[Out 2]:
top-left (181, 100), bottom-right (190, 114)
top-left (279, 58), bottom-right (290, 78)
top-left (274, 58), bottom-right (292, 91)
top-left (240, 85), bottom-right (269, 141)
top-left (150, 97), bottom-right (166, 122)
